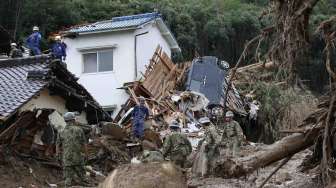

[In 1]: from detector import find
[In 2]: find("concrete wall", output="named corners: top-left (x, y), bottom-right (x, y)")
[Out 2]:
top-left (20, 89), bottom-right (88, 124)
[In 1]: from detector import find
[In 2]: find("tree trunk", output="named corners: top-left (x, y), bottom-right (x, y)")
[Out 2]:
top-left (214, 128), bottom-right (321, 178)
top-left (268, 0), bottom-right (320, 84)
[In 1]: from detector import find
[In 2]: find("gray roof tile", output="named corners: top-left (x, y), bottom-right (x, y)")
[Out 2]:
top-left (0, 59), bottom-right (49, 118)
top-left (69, 12), bottom-right (160, 33)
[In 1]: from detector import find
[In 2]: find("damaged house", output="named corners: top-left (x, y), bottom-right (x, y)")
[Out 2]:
top-left (63, 12), bottom-right (180, 116)
top-left (0, 55), bottom-right (111, 156)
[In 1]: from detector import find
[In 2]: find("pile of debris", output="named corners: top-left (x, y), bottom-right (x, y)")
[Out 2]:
top-left (0, 47), bottom-right (248, 187)
top-left (114, 47), bottom-right (247, 150)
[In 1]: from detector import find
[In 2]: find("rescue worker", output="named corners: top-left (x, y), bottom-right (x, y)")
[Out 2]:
top-left (51, 35), bottom-right (67, 62)
top-left (9, 43), bottom-right (23, 58)
top-left (26, 26), bottom-right (42, 55)
top-left (210, 105), bottom-right (225, 130)
top-left (56, 112), bottom-right (88, 186)
top-left (132, 96), bottom-right (149, 140)
top-left (162, 121), bottom-right (192, 168)
top-left (221, 111), bottom-right (245, 157)
top-left (199, 117), bottom-right (221, 174)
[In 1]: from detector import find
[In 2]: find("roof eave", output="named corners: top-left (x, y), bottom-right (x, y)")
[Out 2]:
top-left (156, 18), bottom-right (181, 53)
top-left (68, 26), bottom-right (138, 36)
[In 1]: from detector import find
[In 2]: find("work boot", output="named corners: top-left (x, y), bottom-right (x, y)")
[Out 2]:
top-left (64, 179), bottom-right (73, 187)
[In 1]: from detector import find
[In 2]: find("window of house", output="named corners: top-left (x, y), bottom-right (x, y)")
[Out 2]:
top-left (83, 50), bottom-right (113, 73)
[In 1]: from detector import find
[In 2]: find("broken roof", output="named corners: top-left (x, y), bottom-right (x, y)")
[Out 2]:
top-left (0, 55), bottom-right (111, 122)
top-left (65, 12), bottom-right (181, 52)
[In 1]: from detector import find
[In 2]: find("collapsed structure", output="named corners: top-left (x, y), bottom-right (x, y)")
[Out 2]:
top-left (0, 47), bottom-right (250, 187)
top-left (0, 55), bottom-right (111, 158)
top-left (113, 46), bottom-right (247, 150)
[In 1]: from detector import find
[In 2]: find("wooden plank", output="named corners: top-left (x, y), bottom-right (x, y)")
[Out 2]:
top-left (0, 112), bottom-right (35, 142)
top-left (128, 87), bottom-right (139, 105)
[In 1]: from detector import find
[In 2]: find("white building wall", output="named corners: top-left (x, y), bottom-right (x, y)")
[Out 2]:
top-left (64, 24), bottom-right (174, 117)
top-left (135, 23), bottom-right (172, 78)
top-left (64, 31), bottom-right (136, 116)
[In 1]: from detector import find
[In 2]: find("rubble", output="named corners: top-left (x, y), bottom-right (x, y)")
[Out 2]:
top-left (114, 47), bottom-right (246, 153)
top-left (0, 46), bottom-right (322, 188)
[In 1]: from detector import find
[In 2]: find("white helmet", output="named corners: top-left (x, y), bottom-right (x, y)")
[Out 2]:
top-left (225, 111), bottom-right (234, 117)
top-left (33, 26), bottom-right (39, 31)
top-left (10, 43), bottom-right (17, 47)
top-left (199, 117), bottom-right (210, 124)
top-left (55, 35), bottom-right (61, 41)
top-left (63, 112), bottom-right (76, 122)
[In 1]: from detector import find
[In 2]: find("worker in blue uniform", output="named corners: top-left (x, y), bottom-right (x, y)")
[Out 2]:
top-left (26, 26), bottom-right (42, 56)
top-left (132, 96), bottom-right (149, 140)
top-left (51, 35), bottom-right (67, 62)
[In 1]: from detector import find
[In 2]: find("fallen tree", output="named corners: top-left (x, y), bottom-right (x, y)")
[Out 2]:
top-left (214, 75), bottom-right (336, 186)
top-left (213, 127), bottom-right (322, 178)
top-left (213, 2), bottom-right (336, 186)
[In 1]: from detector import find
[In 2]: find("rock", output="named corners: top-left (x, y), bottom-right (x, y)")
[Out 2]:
top-left (98, 162), bottom-right (186, 188)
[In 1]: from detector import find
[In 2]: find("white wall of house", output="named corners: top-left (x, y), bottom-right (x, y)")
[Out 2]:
top-left (20, 89), bottom-right (88, 124)
top-left (64, 22), bottom-right (173, 117)
top-left (64, 31), bottom-right (135, 116)
top-left (135, 22), bottom-right (172, 78)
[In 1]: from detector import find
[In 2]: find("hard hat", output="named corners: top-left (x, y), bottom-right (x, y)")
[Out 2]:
top-left (211, 106), bottom-right (224, 117)
top-left (10, 43), bottom-right (17, 47)
top-left (63, 112), bottom-right (76, 122)
top-left (199, 117), bottom-right (211, 124)
top-left (225, 111), bottom-right (234, 117)
top-left (169, 120), bottom-right (180, 129)
top-left (33, 26), bottom-right (39, 31)
top-left (138, 96), bottom-right (146, 102)
top-left (55, 35), bottom-right (61, 41)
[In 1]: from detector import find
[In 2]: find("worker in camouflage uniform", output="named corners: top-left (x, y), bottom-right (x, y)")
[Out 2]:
top-left (210, 105), bottom-right (226, 135)
top-left (199, 117), bottom-right (221, 174)
top-left (162, 121), bottom-right (192, 168)
top-left (221, 111), bottom-right (245, 157)
top-left (56, 112), bottom-right (88, 186)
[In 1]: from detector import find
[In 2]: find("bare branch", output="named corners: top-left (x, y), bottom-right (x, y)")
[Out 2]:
top-left (295, 0), bottom-right (320, 18)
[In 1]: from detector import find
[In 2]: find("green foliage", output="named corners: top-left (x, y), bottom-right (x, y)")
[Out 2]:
top-left (1, 0), bottom-right (335, 65)
top-left (249, 82), bottom-right (306, 142)
top-left (1, 0), bottom-right (264, 62)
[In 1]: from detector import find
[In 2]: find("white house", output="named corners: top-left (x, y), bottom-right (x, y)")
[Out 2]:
top-left (64, 12), bottom-right (180, 116)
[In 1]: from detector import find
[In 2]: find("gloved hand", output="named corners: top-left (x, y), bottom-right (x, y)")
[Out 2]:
top-left (56, 154), bottom-right (62, 164)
